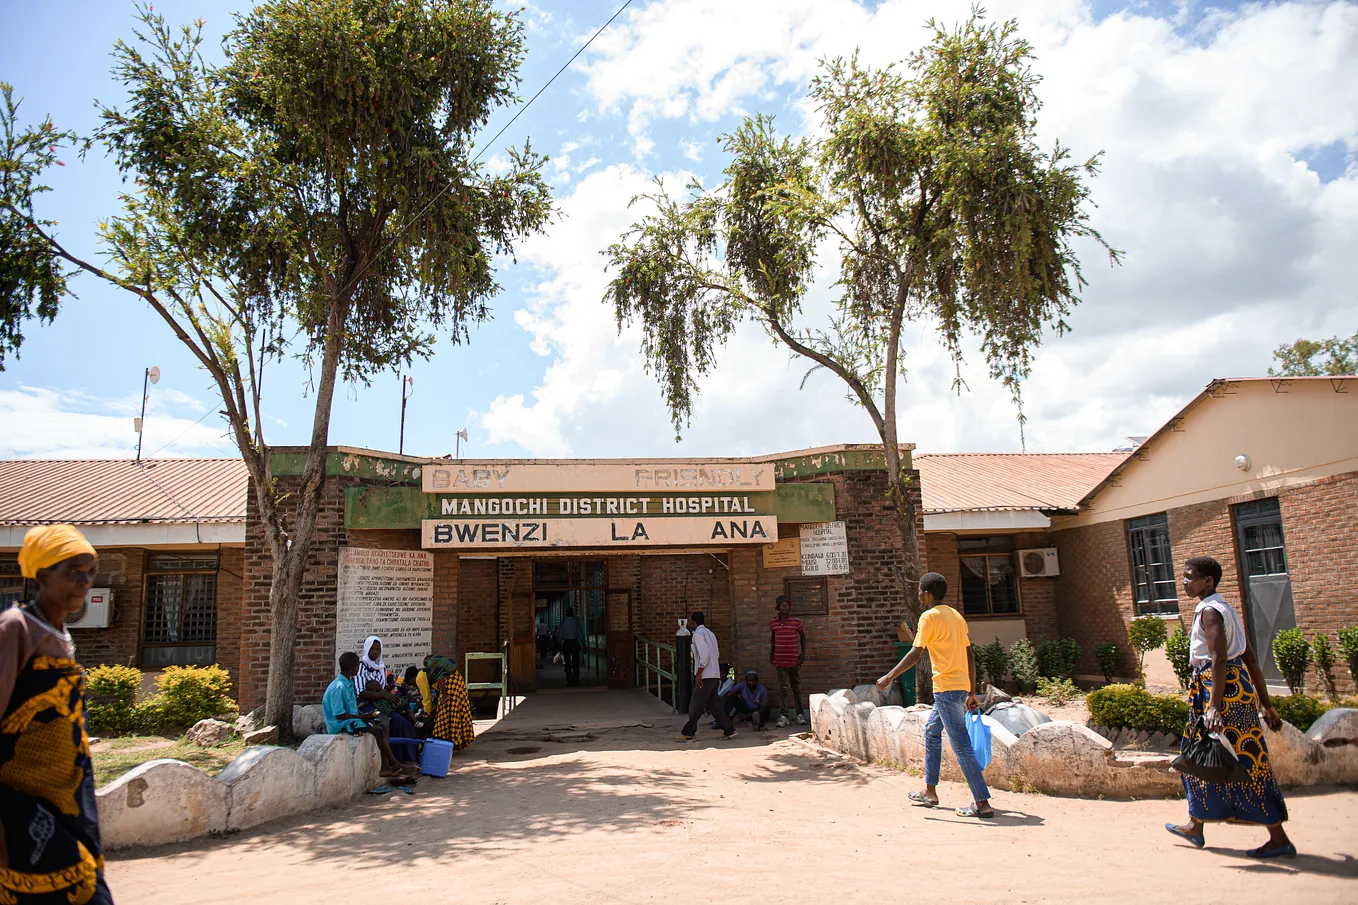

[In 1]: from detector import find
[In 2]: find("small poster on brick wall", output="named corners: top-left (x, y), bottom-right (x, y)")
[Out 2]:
top-left (800, 521), bottom-right (850, 575)
top-left (762, 535), bottom-right (801, 569)
top-left (336, 548), bottom-right (433, 672)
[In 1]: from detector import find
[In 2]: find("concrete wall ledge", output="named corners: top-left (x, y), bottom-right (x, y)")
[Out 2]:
top-left (810, 692), bottom-right (1358, 799)
top-left (97, 733), bottom-right (380, 850)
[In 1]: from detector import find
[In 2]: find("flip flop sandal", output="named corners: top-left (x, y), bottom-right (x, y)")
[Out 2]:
top-left (1164, 824), bottom-right (1205, 849)
top-left (674, 734), bottom-right (695, 742)
top-left (397, 785), bottom-right (417, 795)
top-left (366, 785), bottom-right (396, 795)
top-left (908, 791), bottom-right (939, 808)
top-left (955, 806), bottom-right (996, 818)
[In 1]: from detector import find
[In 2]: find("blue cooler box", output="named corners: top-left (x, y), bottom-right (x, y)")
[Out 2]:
top-left (420, 739), bottom-right (455, 777)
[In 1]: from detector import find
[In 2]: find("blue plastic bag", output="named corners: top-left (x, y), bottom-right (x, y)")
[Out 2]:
top-left (967, 711), bottom-right (993, 770)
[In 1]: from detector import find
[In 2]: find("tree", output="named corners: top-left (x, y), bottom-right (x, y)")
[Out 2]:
top-left (1127, 615), bottom-right (1167, 686)
top-left (603, 12), bottom-right (1118, 636)
top-left (1269, 330), bottom-right (1358, 377)
top-left (1, 0), bottom-right (551, 738)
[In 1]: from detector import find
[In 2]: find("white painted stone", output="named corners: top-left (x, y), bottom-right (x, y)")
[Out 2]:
top-left (292, 703), bottom-right (328, 739)
top-left (98, 760), bottom-right (229, 850)
top-left (345, 732), bottom-right (381, 796)
top-left (864, 705), bottom-right (909, 764)
top-left (1308, 708), bottom-right (1358, 784)
top-left (1264, 720), bottom-right (1322, 788)
top-left (851, 684), bottom-right (889, 707)
top-left (299, 734), bottom-right (354, 808)
top-left (809, 693), bottom-right (829, 739)
top-left (218, 745), bottom-right (315, 831)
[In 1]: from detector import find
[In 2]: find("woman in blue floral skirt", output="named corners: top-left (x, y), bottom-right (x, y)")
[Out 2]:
top-left (1165, 555), bottom-right (1293, 859)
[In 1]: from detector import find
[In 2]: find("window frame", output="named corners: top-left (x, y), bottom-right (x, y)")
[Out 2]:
top-left (1126, 513), bottom-right (1179, 616)
top-left (142, 552), bottom-right (220, 650)
top-left (958, 551), bottom-right (1020, 617)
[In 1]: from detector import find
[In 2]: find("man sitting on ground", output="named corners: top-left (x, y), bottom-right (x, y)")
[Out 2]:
top-left (324, 651), bottom-right (416, 781)
top-left (723, 669), bottom-right (770, 730)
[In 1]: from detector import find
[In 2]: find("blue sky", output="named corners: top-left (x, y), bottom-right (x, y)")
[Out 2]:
top-left (2, 0), bottom-right (1355, 461)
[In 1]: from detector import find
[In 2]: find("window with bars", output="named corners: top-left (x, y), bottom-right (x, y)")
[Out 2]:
top-left (143, 553), bottom-right (218, 645)
top-left (0, 554), bottom-right (32, 610)
top-left (1127, 513), bottom-right (1178, 615)
top-left (1235, 498), bottom-right (1288, 576)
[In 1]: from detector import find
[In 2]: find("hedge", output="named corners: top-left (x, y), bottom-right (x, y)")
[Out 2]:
top-left (1086, 683), bottom-right (1189, 736)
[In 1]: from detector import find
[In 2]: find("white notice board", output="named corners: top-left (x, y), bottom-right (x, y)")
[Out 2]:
top-left (335, 548), bottom-right (433, 672)
top-left (800, 521), bottom-right (850, 575)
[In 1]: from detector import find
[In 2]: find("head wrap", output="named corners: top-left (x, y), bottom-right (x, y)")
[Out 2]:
top-left (425, 655), bottom-right (458, 683)
top-left (19, 524), bottom-right (96, 579)
top-left (360, 636), bottom-right (384, 673)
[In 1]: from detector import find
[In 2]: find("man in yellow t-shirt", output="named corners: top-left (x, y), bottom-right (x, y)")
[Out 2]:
top-left (877, 572), bottom-right (993, 818)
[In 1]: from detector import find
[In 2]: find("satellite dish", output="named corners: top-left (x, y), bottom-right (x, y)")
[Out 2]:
top-left (148, 366), bottom-right (161, 385)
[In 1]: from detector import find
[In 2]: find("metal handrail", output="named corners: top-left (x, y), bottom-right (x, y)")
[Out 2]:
top-left (635, 635), bottom-right (678, 711)
top-left (465, 650), bottom-right (514, 718)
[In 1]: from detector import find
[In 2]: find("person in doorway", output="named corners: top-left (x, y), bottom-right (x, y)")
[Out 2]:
top-left (324, 652), bottom-right (415, 781)
top-left (0, 524), bottom-right (113, 905)
top-left (556, 608), bottom-right (586, 687)
top-left (425, 655), bottom-right (475, 751)
top-left (722, 669), bottom-right (771, 730)
top-left (536, 618), bottom-right (550, 667)
top-left (876, 572), bottom-right (994, 818)
top-left (1165, 556), bottom-right (1293, 858)
top-left (676, 612), bottom-right (737, 741)
top-left (769, 595), bottom-right (808, 727)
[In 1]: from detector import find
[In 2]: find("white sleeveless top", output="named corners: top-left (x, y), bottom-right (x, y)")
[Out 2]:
top-left (1189, 593), bottom-right (1247, 666)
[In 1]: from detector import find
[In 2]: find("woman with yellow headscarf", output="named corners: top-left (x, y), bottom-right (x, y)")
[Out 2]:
top-left (0, 525), bottom-right (113, 905)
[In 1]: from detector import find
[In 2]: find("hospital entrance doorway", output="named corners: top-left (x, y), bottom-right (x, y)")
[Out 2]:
top-left (533, 559), bottom-right (609, 689)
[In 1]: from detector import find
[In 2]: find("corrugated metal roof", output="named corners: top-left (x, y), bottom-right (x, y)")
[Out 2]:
top-left (0, 459), bottom-right (247, 526)
top-left (915, 453), bottom-right (1128, 514)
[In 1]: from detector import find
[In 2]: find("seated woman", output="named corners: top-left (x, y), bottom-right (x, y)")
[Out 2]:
top-left (355, 636), bottom-right (419, 764)
top-left (425, 654), bottom-right (475, 751)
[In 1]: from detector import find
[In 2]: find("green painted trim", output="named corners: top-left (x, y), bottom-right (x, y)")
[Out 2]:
top-left (770, 447), bottom-right (908, 478)
top-left (347, 482), bottom-right (837, 529)
top-left (271, 451), bottom-right (423, 482)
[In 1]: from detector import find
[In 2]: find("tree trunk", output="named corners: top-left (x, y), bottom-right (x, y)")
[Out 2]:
top-left (261, 296), bottom-right (348, 741)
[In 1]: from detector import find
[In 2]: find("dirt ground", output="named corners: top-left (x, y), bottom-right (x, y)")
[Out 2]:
top-left (104, 691), bottom-right (1357, 905)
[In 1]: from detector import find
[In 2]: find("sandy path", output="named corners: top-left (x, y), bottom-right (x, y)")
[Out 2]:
top-left (104, 722), bottom-right (1357, 905)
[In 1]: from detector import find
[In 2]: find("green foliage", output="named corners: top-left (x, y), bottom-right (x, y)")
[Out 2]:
top-left (153, 665), bottom-right (236, 728)
top-left (1128, 616), bottom-right (1168, 684)
top-left (1269, 330), bottom-right (1358, 377)
top-left (86, 702), bottom-right (137, 736)
top-left (85, 665), bottom-right (142, 705)
top-left (1272, 628), bottom-right (1312, 695)
top-left (1093, 641), bottom-right (1122, 684)
top-left (977, 637), bottom-right (1009, 688)
top-left (1165, 627), bottom-right (1193, 691)
top-left (1034, 637), bottom-right (1082, 680)
top-left (1273, 694), bottom-right (1330, 732)
top-left (603, 9), bottom-right (1117, 450)
top-left (1311, 633), bottom-right (1338, 702)
top-left (1035, 677), bottom-right (1082, 706)
top-left (1338, 626), bottom-right (1358, 688)
top-left (1008, 638), bottom-right (1039, 694)
top-left (1086, 683), bottom-right (1190, 736)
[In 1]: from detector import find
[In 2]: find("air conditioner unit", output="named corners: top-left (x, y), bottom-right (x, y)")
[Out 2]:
top-left (1017, 548), bottom-right (1059, 578)
top-left (68, 589), bottom-right (113, 629)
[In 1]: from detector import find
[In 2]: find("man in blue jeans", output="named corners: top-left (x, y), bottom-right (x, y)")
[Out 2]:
top-left (876, 572), bottom-right (994, 818)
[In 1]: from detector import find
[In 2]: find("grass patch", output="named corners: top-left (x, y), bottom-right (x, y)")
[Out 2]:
top-left (91, 735), bottom-right (248, 789)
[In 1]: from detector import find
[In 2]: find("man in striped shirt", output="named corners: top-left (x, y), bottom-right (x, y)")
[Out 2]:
top-left (769, 595), bottom-right (808, 727)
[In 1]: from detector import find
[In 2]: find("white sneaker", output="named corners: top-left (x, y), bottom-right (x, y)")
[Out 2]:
top-left (796, 714), bottom-right (808, 725)
top-left (775, 716), bottom-right (790, 728)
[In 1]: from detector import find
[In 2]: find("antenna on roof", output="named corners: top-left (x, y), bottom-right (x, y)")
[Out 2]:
top-left (134, 366), bottom-right (161, 464)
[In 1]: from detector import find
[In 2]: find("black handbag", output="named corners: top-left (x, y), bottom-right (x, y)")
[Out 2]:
top-left (1171, 718), bottom-right (1250, 784)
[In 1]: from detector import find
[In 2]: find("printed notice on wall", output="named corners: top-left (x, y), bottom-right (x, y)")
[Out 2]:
top-left (800, 521), bottom-right (850, 575)
top-left (335, 548), bottom-right (433, 671)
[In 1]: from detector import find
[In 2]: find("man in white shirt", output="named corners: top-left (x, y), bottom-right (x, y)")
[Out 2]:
top-left (676, 611), bottom-right (737, 741)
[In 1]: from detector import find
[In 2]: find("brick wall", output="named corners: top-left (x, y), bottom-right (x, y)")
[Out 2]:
top-left (71, 546), bottom-right (146, 667)
top-left (1050, 520), bottom-right (1139, 677)
top-left (216, 547), bottom-right (245, 689)
top-left (922, 531), bottom-right (1061, 645)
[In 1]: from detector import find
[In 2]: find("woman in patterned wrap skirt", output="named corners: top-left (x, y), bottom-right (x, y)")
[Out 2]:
top-left (425, 655), bottom-right (474, 751)
top-left (1165, 555), bottom-right (1294, 859)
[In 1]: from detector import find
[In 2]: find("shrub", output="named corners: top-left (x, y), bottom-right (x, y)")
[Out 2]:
top-left (1035, 677), bottom-right (1082, 706)
top-left (977, 637), bottom-right (1008, 688)
top-left (1093, 641), bottom-right (1122, 684)
top-left (85, 702), bottom-right (137, 736)
top-left (1338, 627), bottom-right (1358, 689)
top-left (1086, 683), bottom-right (1189, 736)
top-left (1164, 627), bottom-right (1193, 691)
top-left (1128, 616), bottom-right (1168, 685)
top-left (1271, 628), bottom-right (1311, 695)
top-left (1035, 639), bottom-right (1062, 679)
top-left (1009, 639), bottom-right (1039, 694)
top-left (85, 664), bottom-right (142, 705)
top-left (154, 665), bottom-right (236, 729)
top-left (1058, 638), bottom-right (1081, 679)
top-left (1311, 633), bottom-right (1339, 702)
top-left (1273, 694), bottom-right (1330, 732)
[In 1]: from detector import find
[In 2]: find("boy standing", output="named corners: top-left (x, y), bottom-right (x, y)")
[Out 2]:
top-left (769, 595), bottom-right (808, 727)
top-left (876, 572), bottom-right (994, 818)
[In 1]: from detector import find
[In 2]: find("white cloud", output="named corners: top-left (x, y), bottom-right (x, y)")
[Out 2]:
top-left (679, 138), bottom-right (704, 162)
top-left (0, 386), bottom-right (233, 459)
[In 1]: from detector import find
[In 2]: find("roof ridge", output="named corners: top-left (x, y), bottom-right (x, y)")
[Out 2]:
top-left (915, 452), bottom-right (1126, 458)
